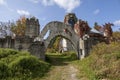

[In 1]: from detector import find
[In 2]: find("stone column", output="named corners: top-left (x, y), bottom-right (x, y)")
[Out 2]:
top-left (28, 41), bottom-right (46, 60)
top-left (80, 34), bottom-right (90, 59)
top-left (79, 38), bottom-right (85, 59)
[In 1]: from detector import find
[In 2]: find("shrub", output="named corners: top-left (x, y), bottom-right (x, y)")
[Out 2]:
top-left (0, 51), bottom-right (30, 65)
top-left (0, 61), bottom-right (10, 79)
top-left (0, 48), bottom-right (50, 79)
top-left (0, 49), bottom-right (18, 58)
top-left (47, 48), bottom-right (57, 53)
top-left (9, 56), bottom-right (50, 79)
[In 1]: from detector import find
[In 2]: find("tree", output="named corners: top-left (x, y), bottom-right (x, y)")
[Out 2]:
top-left (11, 16), bottom-right (26, 37)
top-left (47, 36), bottom-right (61, 52)
top-left (52, 37), bottom-right (61, 51)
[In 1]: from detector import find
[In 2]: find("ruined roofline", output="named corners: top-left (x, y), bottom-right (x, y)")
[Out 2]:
top-left (26, 17), bottom-right (40, 26)
top-left (65, 13), bottom-right (76, 16)
top-left (26, 17), bottom-right (39, 22)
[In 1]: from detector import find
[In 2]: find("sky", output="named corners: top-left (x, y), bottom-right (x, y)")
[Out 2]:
top-left (0, 0), bottom-right (120, 31)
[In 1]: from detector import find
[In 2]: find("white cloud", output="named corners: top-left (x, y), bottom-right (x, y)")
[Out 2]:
top-left (30, 0), bottom-right (81, 12)
top-left (17, 10), bottom-right (30, 16)
top-left (30, 0), bottom-right (40, 3)
top-left (93, 9), bottom-right (100, 15)
top-left (0, 0), bottom-right (6, 5)
top-left (41, 0), bottom-right (54, 6)
top-left (30, 0), bottom-right (54, 5)
top-left (114, 20), bottom-right (120, 26)
top-left (54, 0), bottom-right (81, 12)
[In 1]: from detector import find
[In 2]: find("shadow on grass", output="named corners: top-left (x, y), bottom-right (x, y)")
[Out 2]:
top-left (45, 52), bottom-right (77, 66)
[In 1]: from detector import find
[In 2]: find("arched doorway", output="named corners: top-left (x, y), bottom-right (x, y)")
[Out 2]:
top-left (40, 21), bottom-right (79, 53)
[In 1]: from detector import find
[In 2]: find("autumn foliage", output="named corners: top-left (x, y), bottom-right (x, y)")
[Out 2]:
top-left (11, 16), bottom-right (26, 37)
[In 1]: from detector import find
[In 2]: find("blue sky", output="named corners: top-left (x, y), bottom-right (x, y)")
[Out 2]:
top-left (0, 0), bottom-right (120, 31)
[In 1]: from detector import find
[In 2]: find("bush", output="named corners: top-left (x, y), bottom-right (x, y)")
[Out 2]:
top-left (9, 56), bottom-right (50, 79)
top-left (0, 48), bottom-right (50, 80)
top-left (47, 48), bottom-right (57, 53)
top-left (0, 49), bottom-right (18, 58)
top-left (0, 61), bottom-right (10, 79)
top-left (0, 51), bottom-right (30, 65)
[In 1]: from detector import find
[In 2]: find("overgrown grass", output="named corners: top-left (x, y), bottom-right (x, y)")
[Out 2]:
top-left (73, 42), bottom-right (120, 80)
top-left (46, 51), bottom-right (77, 65)
top-left (73, 56), bottom-right (97, 80)
top-left (0, 48), bottom-right (50, 80)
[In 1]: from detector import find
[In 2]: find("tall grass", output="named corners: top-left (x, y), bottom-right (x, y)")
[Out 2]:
top-left (73, 42), bottom-right (120, 80)
top-left (90, 42), bottom-right (120, 80)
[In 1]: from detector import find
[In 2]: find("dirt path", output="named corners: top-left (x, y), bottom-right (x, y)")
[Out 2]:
top-left (61, 64), bottom-right (78, 80)
top-left (39, 53), bottom-right (79, 80)
top-left (40, 63), bottom-right (78, 80)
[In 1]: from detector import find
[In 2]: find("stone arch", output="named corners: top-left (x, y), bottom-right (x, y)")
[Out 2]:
top-left (40, 21), bottom-right (79, 53)
top-left (46, 34), bottom-right (76, 52)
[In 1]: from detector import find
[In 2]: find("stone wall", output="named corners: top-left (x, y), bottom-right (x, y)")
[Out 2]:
top-left (0, 36), bottom-right (46, 60)
top-left (0, 17), bottom-right (45, 60)
top-left (14, 36), bottom-right (34, 51)
top-left (0, 36), bottom-right (14, 48)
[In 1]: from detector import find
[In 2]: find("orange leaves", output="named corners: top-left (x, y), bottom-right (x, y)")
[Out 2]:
top-left (11, 16), bottom-right (26, 37)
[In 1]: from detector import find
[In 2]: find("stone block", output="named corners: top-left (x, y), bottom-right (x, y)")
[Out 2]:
top-left (28, 41), bottom-right (46, 60)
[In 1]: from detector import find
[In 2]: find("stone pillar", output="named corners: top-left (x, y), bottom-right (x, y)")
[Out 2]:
top-left (80, 34), bottom-right (90, 59)
top-left (10, 39), bottom-right (15, 49)
top-left (28, 41), bottom-right (46, 60)
top-left (79, 38), bottom-right (85, 59)
top-left (0, 39), bottom-right (3, 48)
top-left (67, 40), bottom-right (74, 51)
top-left (77, 40), bottom-right (81, 59)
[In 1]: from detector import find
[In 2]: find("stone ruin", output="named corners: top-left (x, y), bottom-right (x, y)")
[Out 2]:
top-left (0, 17), bottom-right (44, 59)
top-left (0, 13), bottom-right (114, 60)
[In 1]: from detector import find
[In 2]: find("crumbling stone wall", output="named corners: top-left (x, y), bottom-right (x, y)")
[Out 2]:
top-left (14, 36), bottom-right (33, 51)
top-left (0, 36), bottom-right (14, 48)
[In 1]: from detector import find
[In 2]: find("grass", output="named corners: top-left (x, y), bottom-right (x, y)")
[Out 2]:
top-left (72, 42), bottom-right (120, 80)
top-left (42, 43), bottom-right (120, 80)
top-left (0, 49), bottom-right (77, 80)
top-left (72, 56), bottom-right (97, 80)
top-left (46, 51), bottom-right (77, 65)
top-left (0, 41), bottom-right (119, 80)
